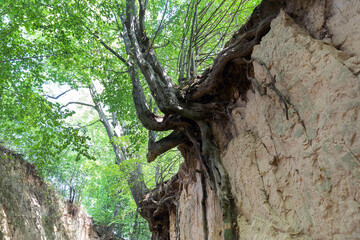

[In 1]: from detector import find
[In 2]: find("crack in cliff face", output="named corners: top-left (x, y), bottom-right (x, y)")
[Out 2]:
top-left (254, 151), bottom-right (270, 203)
top-left (200, 172), bottom-right (208, 240)
top-left (248, 57), bottom-right (312, 145)
top-left (253, 146), bottom-right (306, 237)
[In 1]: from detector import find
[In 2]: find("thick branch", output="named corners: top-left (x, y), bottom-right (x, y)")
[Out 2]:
top-left (121, 3), bottom-right (221, 120)
top-left (130, 66), bottom-right (191, 131)
top-left (122, 2), bottom-right (179, 113)
top-left (147, 131), bottom-right (186, 163)
top-left (138, 0), bottom-right (149, 48)
top-left (119, 18), bottom-right (188, 131)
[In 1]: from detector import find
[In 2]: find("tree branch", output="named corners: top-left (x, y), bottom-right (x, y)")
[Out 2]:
top-left (148, 0), bottom-right (169, 52)
top-left (153, 39), bottom-right (170, 49)
top-left (147, 131), bottom-right (186, 163)
top-left (61, 101), bottom-right (96, 109)
top-left (138, 0), bottom-right (149, 49)
top-left (130, 65), bottom-right (190, 131)
top-left (45, 89), bottom-right (73, 99)
top-left (121, 0), bottom-right (219, 120)
top-left (119, 17), bottom-right (184, 131)
top-left (87, 83), bottom-right (149, 208)
top-left (97, 37), bottom-right (129, 66)
top-left (74, 119), bottom-right (101, 130)
top-left (187, 14), bottom-right (275, 101)
top-left (117, 17), bottom-right (193, 131)
top-left (85, 25), bottom-right (129, 66)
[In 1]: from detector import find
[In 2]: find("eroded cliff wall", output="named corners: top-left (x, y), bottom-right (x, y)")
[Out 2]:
top-left (169, 1), bottom-right (360, 239)
top-left (0, 146), bottom-right (104, 240)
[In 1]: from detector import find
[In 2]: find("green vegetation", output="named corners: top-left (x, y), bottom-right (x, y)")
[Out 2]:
top-left (0, 0), bottom-right (260, 239)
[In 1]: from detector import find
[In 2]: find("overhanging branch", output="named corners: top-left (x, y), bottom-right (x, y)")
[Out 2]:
top-left (147, 131), bottom-right (186, 163)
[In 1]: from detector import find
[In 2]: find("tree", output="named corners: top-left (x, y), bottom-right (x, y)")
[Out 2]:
top-left (95, 0), bottom-right (262, 238)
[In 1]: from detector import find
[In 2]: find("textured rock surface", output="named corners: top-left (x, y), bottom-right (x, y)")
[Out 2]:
top-left (169, 0), bottom-right (360, 239)
top-left (0, 146), bottom-right (103, 240)
top-left (327, 0), bottom-right (360, 55)
top-left (226, 9), bottom-right (360, 239)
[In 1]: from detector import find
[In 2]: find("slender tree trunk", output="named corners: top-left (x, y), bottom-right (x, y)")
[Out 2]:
top-left (89, 84), bottom-right (148, 205)
top-left (88, 84), bottom-right (148, 239)
top-left (103, 203), bottom-right (121, 240)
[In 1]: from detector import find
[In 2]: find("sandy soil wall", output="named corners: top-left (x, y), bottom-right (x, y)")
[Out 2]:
top-left (0, 146), bottom-right (103, 240)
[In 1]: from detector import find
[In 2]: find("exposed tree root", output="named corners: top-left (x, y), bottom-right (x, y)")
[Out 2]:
top-left (138, 174), bottom-right (181, 240)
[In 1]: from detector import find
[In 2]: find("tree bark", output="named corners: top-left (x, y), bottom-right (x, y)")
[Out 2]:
top-left (89, 84), bottom-right (148, 206)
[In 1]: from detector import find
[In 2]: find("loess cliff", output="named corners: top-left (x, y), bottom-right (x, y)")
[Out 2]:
top-left (0, 145), bottom-right (108, 240)
top-left (140, 0), bottom-right (360, 239)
